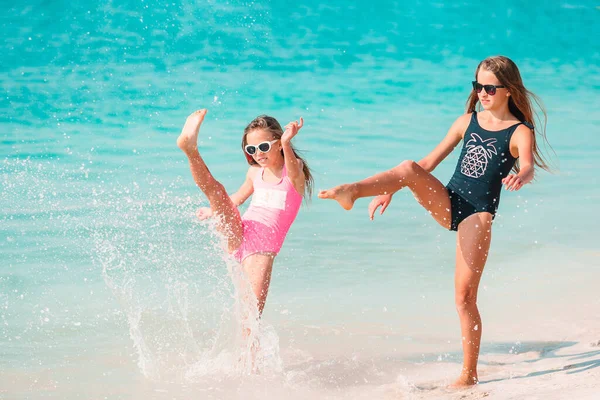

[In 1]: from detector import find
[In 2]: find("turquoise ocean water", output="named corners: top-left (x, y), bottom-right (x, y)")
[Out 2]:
top-left (2, 1), bottom-right (600, 398)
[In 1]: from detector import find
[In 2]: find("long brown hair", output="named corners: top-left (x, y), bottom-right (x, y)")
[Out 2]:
top-left (242, 115), bottom-right (314, 198)
top-left (466, 56), bottom-right (554, 173)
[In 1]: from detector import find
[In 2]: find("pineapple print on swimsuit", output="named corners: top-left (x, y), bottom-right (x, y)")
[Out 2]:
top-left (446, 112), bottom-right (525, 231)
top-left (460, 133), bottom-right (498, 178)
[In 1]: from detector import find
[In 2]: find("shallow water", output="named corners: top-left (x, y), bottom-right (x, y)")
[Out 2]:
top-left (2, 0), bottom-right (600, 398)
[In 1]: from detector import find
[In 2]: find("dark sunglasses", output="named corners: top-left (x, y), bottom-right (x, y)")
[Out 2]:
top-left (472, 81), bottom-right (506, 96)
top-left (244, 139), bottom-right (279, 155)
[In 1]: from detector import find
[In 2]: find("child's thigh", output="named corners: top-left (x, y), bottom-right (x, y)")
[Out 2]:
top-left (405, 163), bottom-right (452, 229)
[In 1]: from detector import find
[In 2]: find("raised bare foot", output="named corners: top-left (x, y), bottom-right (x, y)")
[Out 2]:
top-left (318, 184), bottom-right (358, 210)
top-left (447, 373), bottom-right (478, 389)
top-left (177, 109), bottom-right (207, 154)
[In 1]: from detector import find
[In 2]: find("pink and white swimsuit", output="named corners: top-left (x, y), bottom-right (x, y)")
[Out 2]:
top-left (232, 164), bottom-right (302, 263)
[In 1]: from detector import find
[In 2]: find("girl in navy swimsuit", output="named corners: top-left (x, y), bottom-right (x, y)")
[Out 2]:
top-left (319, 56), bottom-right (552, 388)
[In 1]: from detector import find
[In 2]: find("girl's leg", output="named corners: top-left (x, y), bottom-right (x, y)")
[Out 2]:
top-left (451, 212), bottom-right (493, 388)
top-left (241, 253), bottom-right (275, 315)
top-left (319, 160), bottom-right (452, 229)
top-left (238, 253), bottom-right (275, 371)
top-left (177, 109), bottom-right (243, 252)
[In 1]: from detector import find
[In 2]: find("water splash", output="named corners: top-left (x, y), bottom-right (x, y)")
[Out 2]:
top-left (90, 182), bottom-right (283, 381)
top-left (2, 156), bottom-right (283, 382)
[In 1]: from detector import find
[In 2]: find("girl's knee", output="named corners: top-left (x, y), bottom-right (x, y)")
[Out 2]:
top-left (206, 181), bottom-right (228, 202)
top-left (394, 160), bottom-right (417, 175)
top-left (455, 291), bottom-right (478, 311)
top-left (212, 180), bottom-right (227, 195)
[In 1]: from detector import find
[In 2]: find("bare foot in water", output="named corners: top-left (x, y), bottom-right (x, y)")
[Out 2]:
top-left (318, 184), bottom-right (358, 210)
top-left (177, 109), bottom-right (207, 154)
top-left (447, 373), bottom-right (478, 389)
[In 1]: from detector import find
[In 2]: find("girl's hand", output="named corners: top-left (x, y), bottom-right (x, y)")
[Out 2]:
top-left (368, 194), bottom-right (393, 220)
top-left (282, 117), bottom-right (303, 144)
top-left (195, 207), bottom-right (213, 220)
top-left (502, 174), bottom-right (524, 191)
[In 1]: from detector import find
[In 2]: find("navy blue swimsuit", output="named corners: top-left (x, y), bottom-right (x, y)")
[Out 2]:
top-left (446, 112), bottom-right (523, 231)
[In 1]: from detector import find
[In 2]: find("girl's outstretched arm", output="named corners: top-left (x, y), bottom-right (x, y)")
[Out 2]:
top-left (368, 114), bottom-right (468, 219)
top-left (503, 125), bottom-right (534, 191)
top-left (281, 117), bottom-right (305, 194)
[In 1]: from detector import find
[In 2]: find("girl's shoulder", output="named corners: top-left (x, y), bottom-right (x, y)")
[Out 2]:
top-left (450, 113), bottom-right (474, 139)
top-left (512, 124), bottom-right (534, 141)
top-left (458, 112), bottom-right (474, 124)
top-left (452, 112), bottom-right (474, 127)
top-left (246, 165), bottom-right (261, 180)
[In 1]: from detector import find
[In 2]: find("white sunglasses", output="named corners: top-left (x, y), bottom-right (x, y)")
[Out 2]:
top-left (244, 139), bottom-right (279, 155)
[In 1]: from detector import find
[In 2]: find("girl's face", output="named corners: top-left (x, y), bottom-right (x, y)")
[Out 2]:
top-left (475, 69), bottom-right (510, 111)
top-left (244, 129), bottom-right (283, 168)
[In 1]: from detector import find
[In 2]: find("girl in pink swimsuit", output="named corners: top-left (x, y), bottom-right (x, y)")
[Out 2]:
top-left (177, 109), bottom-right (313, 318)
